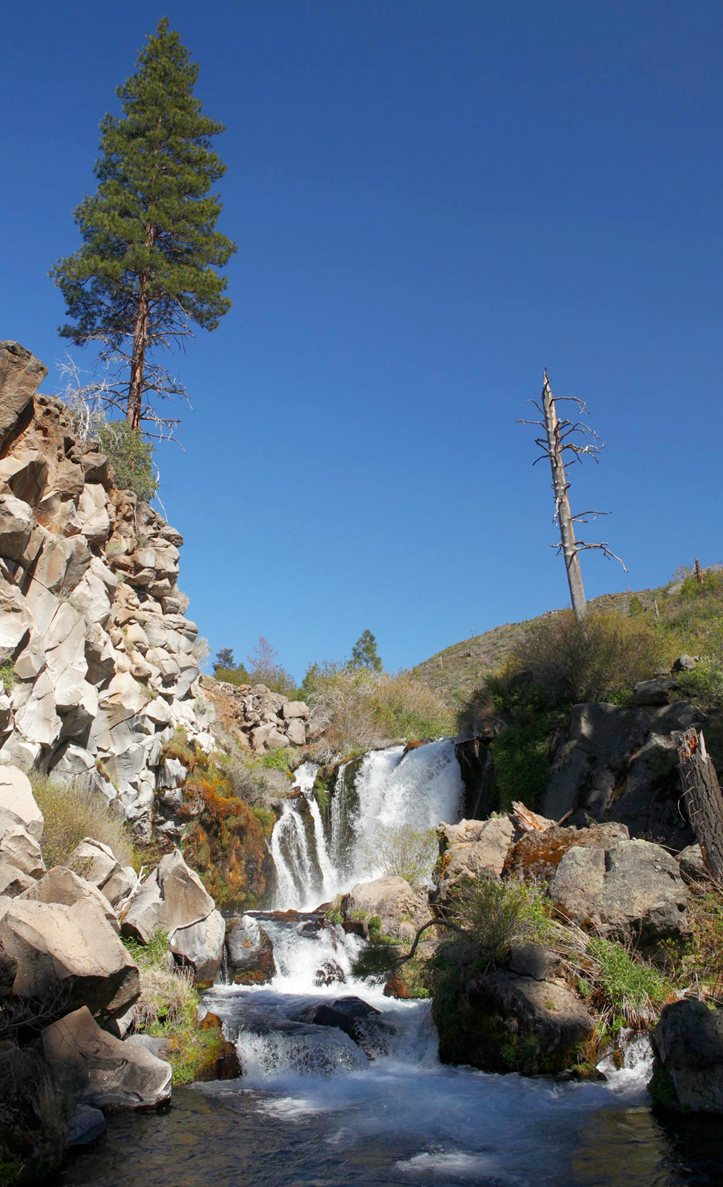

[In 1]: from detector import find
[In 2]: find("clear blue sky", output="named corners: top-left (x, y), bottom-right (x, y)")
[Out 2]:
top-left (1, 1), bottom-right (721, 680)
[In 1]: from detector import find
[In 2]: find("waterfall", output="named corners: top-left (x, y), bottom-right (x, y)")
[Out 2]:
top-left (269, 739), bottom-right (464, 910)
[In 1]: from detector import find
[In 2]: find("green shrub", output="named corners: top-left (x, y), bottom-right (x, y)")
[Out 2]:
top-left (95, 419), bottom-right (158, 502)
top-left (260, 748), bottom-right (294, 774)
top-left (587, 936), bottom-right (673, 1027)
top-left (30, 773), bottom-right (138, 870)
top-left (447, 879), bottom-right (552, 970)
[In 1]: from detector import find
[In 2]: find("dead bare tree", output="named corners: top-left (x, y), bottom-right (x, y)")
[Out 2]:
top-left (678, 727), bottom-right (723, 885)
top-left (519, 370), bottom-right (627, 622)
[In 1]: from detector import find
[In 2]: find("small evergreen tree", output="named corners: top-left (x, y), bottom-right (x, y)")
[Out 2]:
top-left (214, 647), bottom-right (235, 671)
top-left (349, 630), bottom-right (383, 673)
top-left (51, 18), bottom-right (236, 431)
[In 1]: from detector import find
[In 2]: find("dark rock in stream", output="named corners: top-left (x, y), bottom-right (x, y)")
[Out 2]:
top-left (295, 996), bottom-right (397, 1061)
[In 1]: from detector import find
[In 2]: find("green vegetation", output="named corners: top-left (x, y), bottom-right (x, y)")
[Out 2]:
top-left (446, 878), bottom-right (551, 969)
top-left (260, 748), bottom-right (295, 774)
top-left (29, 773), bottom-right (138, 871)
top-left (95, 419), bottom-right (158, 502)
top-left (122, 930), bottom-right (225, 1085)
top-left (0, 661), bottom-right (18, 693)
top-left (586, 936), bottom-right (673, 1028)
top-left (51, 17), bottom-right (236, 431)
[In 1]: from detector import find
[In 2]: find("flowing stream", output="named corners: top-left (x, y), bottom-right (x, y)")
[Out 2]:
top-left (55, 741), bottom-right (723, 1186)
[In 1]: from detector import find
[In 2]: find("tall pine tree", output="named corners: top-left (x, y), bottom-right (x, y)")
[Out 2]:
top-left (51, 18), bottom-right (236, 430)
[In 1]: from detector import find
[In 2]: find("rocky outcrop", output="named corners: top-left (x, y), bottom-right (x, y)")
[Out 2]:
top-left (549, 838), bottom-right (691, 950)
top-left (342, 876), bottom-right (432, 943)
top-left (42, 1006), bottom-right (172, 1110)
top-left (542, 699), bottom-right (705, 848)
top-left (202, 678), bottom-right (313, 753)
top-left (295, 996), bottom-right (395, 1060)
top-left (651, 1000), bottom-right (723, 1113)
top-left (0, 341), bottom-right (219, 836)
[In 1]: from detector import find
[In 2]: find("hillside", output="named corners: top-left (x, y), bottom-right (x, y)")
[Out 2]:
top-left (411, 581), bottom-right (714, 707)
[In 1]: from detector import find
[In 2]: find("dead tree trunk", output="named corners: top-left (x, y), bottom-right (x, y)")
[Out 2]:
top-left (678, 728), bottom-right (723, 884)
top-left (541, 373), bottom-right (587, 621)
top-left (519, 370), bottom-right (627, 624)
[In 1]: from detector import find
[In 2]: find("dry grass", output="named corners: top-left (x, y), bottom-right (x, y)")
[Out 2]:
top-left (30, 773), bottom-right (138, 870)
top-left (516, 609), bottom-right (672, 706)
top-left (310, 670), bottom-right (454, 752)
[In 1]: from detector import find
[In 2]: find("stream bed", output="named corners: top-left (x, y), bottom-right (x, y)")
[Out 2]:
top-left (49, 743), bottom-right (723, 1185)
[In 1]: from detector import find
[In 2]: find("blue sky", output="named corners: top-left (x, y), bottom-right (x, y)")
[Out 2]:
top-left (1, 1), bottom-right (721, 680)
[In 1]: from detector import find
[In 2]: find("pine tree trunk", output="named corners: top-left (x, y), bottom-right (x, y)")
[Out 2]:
top-left (541, 374), bottom-right (587, 622)
top-left (678, 728), bottom-right (723, 884)
top-left (127, 292), bottom-right (149, 430)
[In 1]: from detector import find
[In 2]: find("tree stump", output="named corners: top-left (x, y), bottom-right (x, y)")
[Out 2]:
top-left (678, 728), bottom-right (723, 884)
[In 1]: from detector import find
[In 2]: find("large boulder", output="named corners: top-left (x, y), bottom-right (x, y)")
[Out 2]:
top-left (170, 907), bottom-right (225, 984)
top-left (0, 896), bottom-right (139, 1021)
top-left (67, 838), bottom-right (136, 908)
top-left (342, 876), bottom-right (432, 943)
top-left (0, 858), bottom-right (34, 897)
top-left (506, 822), bottom-right (629, 883)
top-left (433, 941), bottom-right (593, 1074)
top-left (121, 848), bottom-right (215, 944)
top-left (20, 866), bottom-right (120, 933)
top-left (652, 1000), bottom-right (723, 1113)
top-left (225, 914), bottom-right (275, 985)
top-left (436, 817), bottom-right (516, 904)
top-left (42, 1006), bottom-right (171, 1110)
top-left (548, 838), bottom-right (690, 950)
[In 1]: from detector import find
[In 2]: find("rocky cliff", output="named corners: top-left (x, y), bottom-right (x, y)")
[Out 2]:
top-left (0, 341), bottom-right (215, 837)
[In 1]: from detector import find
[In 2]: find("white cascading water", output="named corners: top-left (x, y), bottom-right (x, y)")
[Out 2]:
top-left (269, 739), bottom-right (464, 910)
top-left (197, 738), bottom-right (659, 1187)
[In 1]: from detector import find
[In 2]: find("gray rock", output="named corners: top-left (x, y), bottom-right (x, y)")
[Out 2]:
top-left (226, 915), bottom-right (275, 985)
top-left (0, 896), bottom-right (139, 1021)
top-left (20, 866), bottom-right (120, 933)
top-left (42, 1006), bottom-right (171, 1110)
top-left (0, 341), bottom-right (47, 450)
top-left (549, 838), bottom-right (690, 950)
top-left (678, 843), bottom-right (709, 884)
top-left (634, 677), bottom-right (673, 706)
top-left (0, 493), bottom-right (33, 560)
top-left (653, 1000), bottom-right (723, 1113)
top-left (0, 765), bottom-right (43, 840)
top-left (283, 701), bottom-right (309, 720)
top-left (121, 848), bottom-right (215, 944)
top-left (286, 717), bottom-right (306, 746)
top-left (436, 817), bottom-right (515, 904)
top-left (0, 858), bottom-right (34, 897)
top-left (673, 655), bottom-right (698, 673)
top-left (171, 907), bottom-right (225, 983)
top-left (66, 1104), bottom-right (107, 1147)
top-left (342, 876), bottom-right (431, 943)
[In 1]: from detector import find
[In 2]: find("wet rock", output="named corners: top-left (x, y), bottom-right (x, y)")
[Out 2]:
top-left (66, 1103), bottom-right (107, 1147)
top-left (314, 959), bottom-right (346, 987)
top-left (652, 1000), bottom-right (723, 1113)
top-left (225, 914), bottom-right (275, 985)
top-left (42, 1006), bottom-right (171, 1110)
top-left (295, 996), bottom-right (396, 1061)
